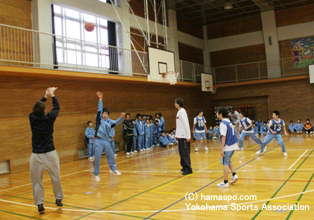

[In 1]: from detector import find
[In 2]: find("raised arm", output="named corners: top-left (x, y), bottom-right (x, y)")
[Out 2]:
top-left (48, 87), bottom-right (59, 120)
top-left (110, 113), bottom-right (126, 127)
top-left (39, 88), bottom-right (50, 102)
top-left (95, 92), bottom-right (103, 137)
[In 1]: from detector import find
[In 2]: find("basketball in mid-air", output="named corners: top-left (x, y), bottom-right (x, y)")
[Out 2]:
top-left (85, 22), bottom-right (95, 32)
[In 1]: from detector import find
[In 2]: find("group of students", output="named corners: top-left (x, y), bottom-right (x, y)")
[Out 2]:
top-left (288, 119), bottom-right (314, 134)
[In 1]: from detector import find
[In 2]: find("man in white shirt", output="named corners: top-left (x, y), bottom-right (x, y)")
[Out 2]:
top-left (175, 98), bottom-right (192, 175)
top-left (216, 107), bottom-right (239, 188)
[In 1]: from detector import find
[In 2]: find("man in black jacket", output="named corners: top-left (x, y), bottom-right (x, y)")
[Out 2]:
top-left (29, 87), bottom-right (63, 213)
top-left (123, 113), bottom-right (134, 155)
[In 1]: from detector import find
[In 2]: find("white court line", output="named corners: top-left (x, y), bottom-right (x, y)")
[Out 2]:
top-left (1, 189), bottom-right (314, 213)
top-left (288, 150), bottom-right (308, 170)
top-left (0, 148), bottom-right (173, 193)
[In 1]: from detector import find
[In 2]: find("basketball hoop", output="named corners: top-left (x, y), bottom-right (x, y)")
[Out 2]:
top-left (162, 71), bottom-right (179, 85)
top-left (207, 86), bottom-right (217, 94)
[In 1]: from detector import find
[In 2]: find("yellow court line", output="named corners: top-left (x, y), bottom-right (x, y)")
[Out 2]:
top-left (151, 161), bottom-right (221, 193)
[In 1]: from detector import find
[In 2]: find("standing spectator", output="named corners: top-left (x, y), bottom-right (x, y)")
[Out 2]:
top-left (175, 98), bottom-right (192, 175)
top-left (123, 113), bottom-right (134, 155)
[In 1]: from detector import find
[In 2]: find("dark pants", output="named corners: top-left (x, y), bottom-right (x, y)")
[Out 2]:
top-left (178, 138), bottom-right (192, 173)
top-left (125, 135), bottom-right (133, 153)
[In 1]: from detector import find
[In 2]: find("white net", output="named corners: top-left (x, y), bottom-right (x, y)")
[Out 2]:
top-left (164, 71), bottom-right (179, 85)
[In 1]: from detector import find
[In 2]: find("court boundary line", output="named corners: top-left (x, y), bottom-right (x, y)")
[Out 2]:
top-left (144, 138), bottom-right (291, 219)
top-left (288, 149), bottom-right (308, 170)
top-left (286, 172), bottom-right (314, 219)
top-left (252, 148), bottom-right (314, 219)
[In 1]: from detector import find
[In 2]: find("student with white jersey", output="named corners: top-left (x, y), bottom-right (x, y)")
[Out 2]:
top-left (216, 107), bottom-right (239, 188)
top-left (175, 98), bottom-right (192, 176)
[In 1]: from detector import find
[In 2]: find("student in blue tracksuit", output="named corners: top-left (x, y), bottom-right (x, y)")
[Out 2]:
top-left (94, 91), bottom-right (125, 182)
top-left (207, 126), bottom-right (214, 139)
top-left (295, 119), bottom-right (303, 134)
top-left (159, 131), bottom-right (173, 147)
top-left (238, 113), bottom-right (262, 151)
top-left (260, 122), bottom-right (268, 136)
top-left (216, 107), bottom-right (238, 188)
top-left (252, 124), bottom-right (259, 136)
top-left (144, 119), bottom-right (151, 150)
top-left (255, 118), bottom-right (263, 135)
top-left (256, 110), bottom-right (289, 157)
top-left (153, 120), bottom-right (159, 146)
top-left (85, 121), bottom-right (95, 161)
top-left (288, 121), bottom-right (296, 134)
top-left (131, 119), bottom-right (137, 153)
top-left (149, 118), bottom-right (154, 148)
top-left (166, 131), bottom-right (176, 144)
top-left (159, 113), bottom-right (165, 131)
top-left (213, 125), bottom-right (220, 139)
top-left (109, 126), bottom-right (116, 156)
top-left (135, 114), bottom-right (145, 152)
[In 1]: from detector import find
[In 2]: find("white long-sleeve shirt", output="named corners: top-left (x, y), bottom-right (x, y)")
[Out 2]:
top-left (176, 108), bottom-right (191, 139)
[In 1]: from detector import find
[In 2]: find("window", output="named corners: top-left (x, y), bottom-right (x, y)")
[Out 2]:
top-left (53, 5), bottom-right (110, 69)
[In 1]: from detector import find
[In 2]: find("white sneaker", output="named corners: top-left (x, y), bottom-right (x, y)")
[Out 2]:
top-left (256, 150), bottom-right (263, 155)
top-left (283, 152), bottom-right (288, 157)
top-left (230, 174), bottom-right (238, 184)
top-left (95, 175), bottom-right (100, 182)
top-left (130, 151), bottom-right (134, 154)
top-left (134, 150), bottom-right (138, 153)
top-left (156, 144), bottom-right (160, 147)
top-left (88, 157), bottom-right (93, 161)
top-left (217, 181), bottom-right (229, 188)
top-left (126, 152), bottom-right (130, 155)
top-left (114, 154), bottom-right (117, 157)
top-left (110, 169), bottom-right (121, 175)
top-left (205, 147), bottom-right (208, 151)
top-left (195, 148), bottom-right (198, 152)
top-left (213, 137), bottom-right (217, 140)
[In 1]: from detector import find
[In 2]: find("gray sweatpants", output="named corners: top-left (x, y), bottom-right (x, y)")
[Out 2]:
top-left (30, 150), bottom-right (64, 205)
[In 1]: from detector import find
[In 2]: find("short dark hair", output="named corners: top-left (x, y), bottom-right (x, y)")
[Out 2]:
top-left (263, 121), bottom-right (267, 124)
top-left (154, 120), bottom-right (159, 124)
top-left (33, 101), bottom-right (46, 116)
top-left (217, 107), bottom-right (228, 118)
top-left (298, 118), bottom-right (301, 121)
top-left (131, 119), bottom-right (135, 122)
top-left (102, 107), bottom-right (110, 115)
top-left (273, 110), bottom-right (280, 116)
top-left (142, 114), bottom-right (146, 117)
top-left (87, 121), bottom-right (92, 125)
top-left (136, 113), bottom-right (141, 119)
top-left (161, 131), bottom-right (165, 134)
top-left (175, 98), bottom-right (184, 107)
top-left (125, 113), bottom-right (130, 117)
top-left (159, 113), bottom-right (163, 117)
top-left (197, 109), bottom-right (203, 115)
top-left (306, 118), bottom-right (310, 121)
top-left (290, 120), bottom-right (293, 123)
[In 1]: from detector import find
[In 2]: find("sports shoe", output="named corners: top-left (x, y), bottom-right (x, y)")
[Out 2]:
top-left (56, 199), bottom-right (63, 207)
top-left (38, 204), bottom-right (45, 213)
top-left (110, 169), bottom-right (121, 175)
top-left (205, 147), bottom-right (208, 151)
top-left (230, 175), bottom-right (238, 184)
top-left (91, 156), bottom-right (95, 161)
top-left (95, 175), bottom-right (100, 182)
top-left (126, 152), bottom-right (130, 155)
top-left (88, 157), bottom-right (93, 161)
top-left (130, 151), bottom-right (134, 154)
top-left (217, 181), bottom-right (229, 188)
top-left (256, 150), bottom-right (263, 155)
top-left (134, 150), bottom-right (138, 153)
top-left (195, 148), bottom-right (198, 152)
top-left (283, 152), bottom-right (288, 157)
top-left (114, 154), bottom-right (117, 157)
top-left (213, 137), bottom-right (217, 140)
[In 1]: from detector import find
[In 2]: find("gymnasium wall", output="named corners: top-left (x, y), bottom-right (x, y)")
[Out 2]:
top-left (214, 79), bottom-right (313, 124)
top-left (0, 73), bottom-right (213, 173)
top-left (178, 43), bottom-right (204, 65)
top-left (208, 4), bottom-right (314, 67)
top-left (176, 13), bottom-right (203, 40)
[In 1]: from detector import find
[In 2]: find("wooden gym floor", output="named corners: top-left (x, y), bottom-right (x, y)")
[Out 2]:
top-left (0, 135), bottom-right (313, 219)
